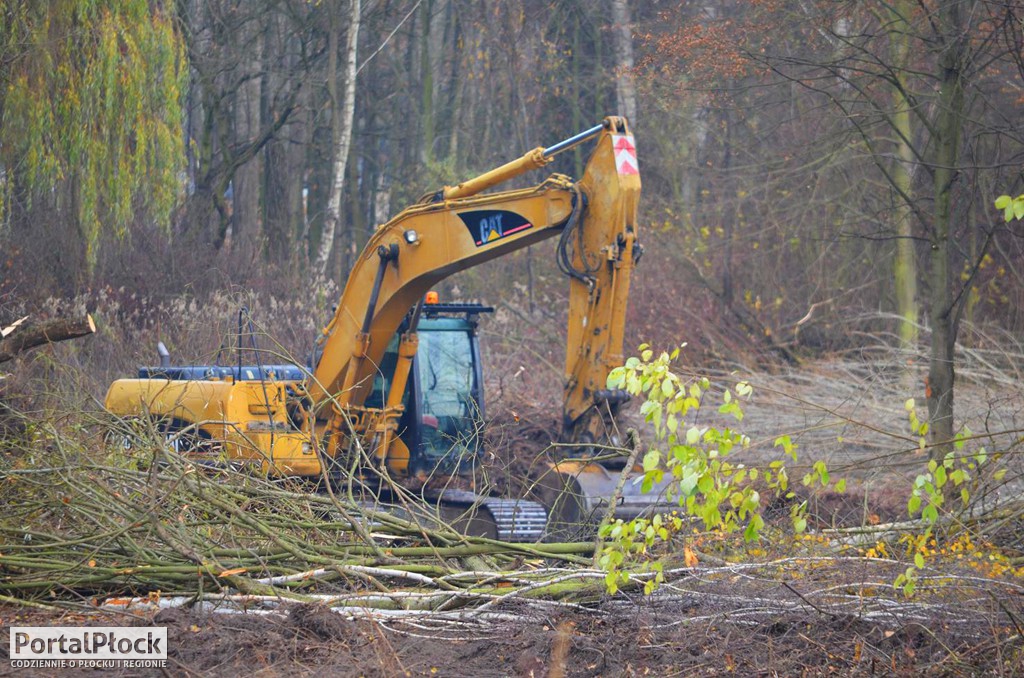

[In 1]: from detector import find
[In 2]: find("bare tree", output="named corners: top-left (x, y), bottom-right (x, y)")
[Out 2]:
top-left (317, 0), bottom-right (361, 280)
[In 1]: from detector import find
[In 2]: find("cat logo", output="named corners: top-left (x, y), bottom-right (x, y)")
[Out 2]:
top-left (457, 210), bottom-right (532, 247)
top-left (480, 213), bottom-right (504, 243)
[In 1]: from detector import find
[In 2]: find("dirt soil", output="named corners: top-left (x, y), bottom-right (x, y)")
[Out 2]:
top-left (2, 590), bottom-right (1017, 678)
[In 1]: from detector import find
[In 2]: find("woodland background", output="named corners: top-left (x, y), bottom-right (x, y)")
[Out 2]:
top-left (2, 3), bottom-right (1024, 673)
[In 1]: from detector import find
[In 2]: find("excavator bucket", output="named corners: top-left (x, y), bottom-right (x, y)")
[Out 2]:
top-left (535, 461), bottom-right (678, 540)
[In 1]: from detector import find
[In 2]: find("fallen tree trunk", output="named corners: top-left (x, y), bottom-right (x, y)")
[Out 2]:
top-left (0, 314), bottom-right (95, 363)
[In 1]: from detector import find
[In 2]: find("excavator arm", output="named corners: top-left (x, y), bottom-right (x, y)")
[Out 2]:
top-left (309, 117), bottom-right (640, 464)
top-left (561, 122), bottom-right (640, 448)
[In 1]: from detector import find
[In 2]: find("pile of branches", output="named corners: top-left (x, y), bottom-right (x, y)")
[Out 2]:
top-left (0, 409), bottom-right (1022, 662)
top-left (0, 417), bottom-right (600, 611)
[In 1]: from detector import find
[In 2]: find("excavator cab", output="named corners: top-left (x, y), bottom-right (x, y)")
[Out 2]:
top-left (368, 303), bottom-right (491, 478)
top-left (364, 301), bottom-right (547, 542)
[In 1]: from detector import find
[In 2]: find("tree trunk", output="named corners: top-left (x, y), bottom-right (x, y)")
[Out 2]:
top-left (317, 0), bottom-right (361, 281)
top-left (926, 1), bottom-right (966, 456)
top-left (887, 2), bottom-right (918, 352)
top-left (0, 315), bottom-right (95, 364)
top-left (262, 17), bottom-right (306, 266)
top-left (231, 24), bottom-right (264, 266)
top-left (610, 0), bottom-right (637, 124)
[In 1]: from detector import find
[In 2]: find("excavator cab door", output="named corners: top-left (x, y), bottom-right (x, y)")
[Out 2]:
top-left (392, 306), bottom-right (491, 478)
top-left (415, 328), bottom-right (478, 461)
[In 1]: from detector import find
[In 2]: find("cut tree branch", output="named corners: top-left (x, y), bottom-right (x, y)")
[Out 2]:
top-left (0, 314), bottom-right (96, 363)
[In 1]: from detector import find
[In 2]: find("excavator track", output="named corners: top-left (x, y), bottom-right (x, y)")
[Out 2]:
top-left (338, 481), bottom-right (550, 543)
top-left (434, 490), bottom-right (548, 542)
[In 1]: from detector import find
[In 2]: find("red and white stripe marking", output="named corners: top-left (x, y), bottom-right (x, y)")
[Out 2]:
top-left (612, 134), bottom-right (638, 175)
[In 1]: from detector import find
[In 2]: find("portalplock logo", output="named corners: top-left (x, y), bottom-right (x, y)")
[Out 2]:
top-left (9, 626), bottom-right (167, 667)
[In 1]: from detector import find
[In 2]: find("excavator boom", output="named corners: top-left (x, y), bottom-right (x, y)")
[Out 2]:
top-left (310, 117), bottom-right (640, 465)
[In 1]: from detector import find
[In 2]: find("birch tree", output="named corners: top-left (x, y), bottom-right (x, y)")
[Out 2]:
top-left (317, 0), bottom-right (361, 280)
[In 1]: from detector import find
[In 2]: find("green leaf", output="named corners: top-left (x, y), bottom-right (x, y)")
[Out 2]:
top-left (905, 398), bottom-right (915, 411)
top-left (814, 460), bottom-right (829, 486)
top-left (995, 195), bottom-right (1012, 209)
top-left (642, 449), bottom-right (661, 472)
top-left (607, 368), bottom-right (625, 389)
top-left (1015, 199), bottom-right (1024, 221)
top-left (914, 552), bottom-right (925, 569)
top-left (907, 494), bottom-right (921, 515)
top-left (774, 435), bottom-right (797, 461)
top-left (718, 401), bottom-right (743, 421)
top-left (834, 478), bottom-right (846, 493)
top-left (735, 381), bottom-right (752, 397)
top-left (743, 514), bottom-right (764, 542)
top-left (678, 469), bottom-right (698, 496)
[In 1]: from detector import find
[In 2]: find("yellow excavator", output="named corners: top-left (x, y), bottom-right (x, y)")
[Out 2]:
top-left (106, 117), bottom-right (667, 540)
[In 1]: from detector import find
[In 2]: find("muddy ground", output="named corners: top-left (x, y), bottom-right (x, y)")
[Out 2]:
top-left (2, 585), bottom-right (1019, 678)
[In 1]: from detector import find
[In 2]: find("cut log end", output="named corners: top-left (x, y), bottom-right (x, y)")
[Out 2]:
top-left (0, 313), bottom-right (96, 364)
